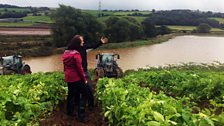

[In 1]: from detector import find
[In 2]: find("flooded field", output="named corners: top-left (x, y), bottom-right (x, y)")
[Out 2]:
top-left (24, 35), bottom-right (224, 73)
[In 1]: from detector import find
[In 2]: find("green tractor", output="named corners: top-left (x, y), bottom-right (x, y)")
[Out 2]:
top-left (0, 55), bottom-right (31, 75)
top-left (94, 53), bottom-right (123, 79)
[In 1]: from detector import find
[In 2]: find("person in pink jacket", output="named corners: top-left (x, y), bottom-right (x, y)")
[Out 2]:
top-left (62, 36), bottom-right (88, 123)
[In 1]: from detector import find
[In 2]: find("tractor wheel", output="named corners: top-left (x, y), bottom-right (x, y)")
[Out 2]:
top-left (115, 67), bottom-right (123, 78)
top-left (95, 68), bottom-right (104, 79)
top-left (0, 67), bottom-right (3, 75)
top-left (21, 65), bottom-right (32, 75)
top-left (3, 67), bottom-right (15, 75)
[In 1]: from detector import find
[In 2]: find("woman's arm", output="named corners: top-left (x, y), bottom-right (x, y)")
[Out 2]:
top-left (74, 54), bottom-right (87, 83)
top-left (84, 37), bottom-right (108, 49)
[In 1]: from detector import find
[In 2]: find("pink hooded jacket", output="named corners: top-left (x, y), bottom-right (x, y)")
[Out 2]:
top-left (62, 50), bottom-right (87, 83)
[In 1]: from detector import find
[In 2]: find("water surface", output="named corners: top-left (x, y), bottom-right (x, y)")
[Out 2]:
top-left (24, 35), bottom-right (224, 73)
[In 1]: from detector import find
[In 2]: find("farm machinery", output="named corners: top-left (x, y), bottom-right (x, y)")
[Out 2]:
top-left (94, 53), bottom-right (123, 78)
top-left (0, 55), bottom-right (31, 75)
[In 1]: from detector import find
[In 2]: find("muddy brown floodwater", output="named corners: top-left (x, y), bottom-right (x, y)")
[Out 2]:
top-left (24, 35), bottom-right (224, 73)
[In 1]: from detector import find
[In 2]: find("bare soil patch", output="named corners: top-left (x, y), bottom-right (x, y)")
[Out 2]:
top-left (0, 27), bottom-right (50, 35)
top-left (40, 102), bottom-right (107, 126)
top-left (40, 81), bottom-right (107, 126)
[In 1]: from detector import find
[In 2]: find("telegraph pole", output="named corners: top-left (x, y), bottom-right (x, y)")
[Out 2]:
top-left (98, 0), bottom-right (102, 17)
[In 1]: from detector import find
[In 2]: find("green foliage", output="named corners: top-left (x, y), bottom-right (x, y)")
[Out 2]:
top-left (209, 18), bottom-right (224, 24)
top-left (104, 17), bottom-right (143, 42)
top-left (149, 10), bottom-right (221, 28)
top-left (96, 64), bottom-right (224, 125)
top-left (0, 72), bottom-right (67, 125)
top-left (157, 25), bottom-right (171, 35)
top-left (98, 34), bottom-right (174, 49)
top-left (196, 23), bottom-right (212, 33)
top-left (83, 10), bottom-right (151, 18)
top-left (0, 8), bottom-right (30, 13)
top-left (51, 5), bottom-right (104, 47)
top-left (142, 18), bottom-right (158, 37)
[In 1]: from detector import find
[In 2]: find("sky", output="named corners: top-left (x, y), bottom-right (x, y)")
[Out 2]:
top-left (1, 0), bottom-right (224, 13)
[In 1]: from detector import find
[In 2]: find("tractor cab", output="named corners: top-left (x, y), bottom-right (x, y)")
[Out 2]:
top-left (97, 53), bottom-right (118, 68)
top-left (0, 55), bottom-right (31, 75)
top-left (95, 53), bottom-right (123, 78)
top-left (1, 55), bottom-right (22, 71)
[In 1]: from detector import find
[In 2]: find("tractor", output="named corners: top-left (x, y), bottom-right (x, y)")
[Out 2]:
top-left (94, 53), bottom-right (123, 79)
top-left (0, 55), bottom-right (31, 75)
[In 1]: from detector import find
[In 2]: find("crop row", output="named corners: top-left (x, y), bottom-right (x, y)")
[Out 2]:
top-left (96, 68), bottom-right (224, 126)
top-left (124, 69), bottom-right (224, 103)
top-left (0, 72), bottom-right (67, 125)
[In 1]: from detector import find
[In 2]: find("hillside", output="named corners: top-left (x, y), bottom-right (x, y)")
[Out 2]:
top-left (1, 4), bottom-right (224, 30)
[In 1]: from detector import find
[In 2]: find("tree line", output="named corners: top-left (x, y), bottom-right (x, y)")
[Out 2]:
top-left (51, 5), bottom-right (223, 47)
top-left (51, 5), bottom-right (171, 47)
top-left (149, 10), bottom-right (223, 28)
top-left (0, 4), bottom-right (50, 18)
top-left (0, 4), bottom-right (20, 8)
top-left (0, 11), bottom-right (27, 18)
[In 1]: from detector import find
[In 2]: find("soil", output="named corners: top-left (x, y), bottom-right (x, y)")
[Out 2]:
top-left (39, 101), bottom-right (107, 126)
top-left (40, 80), bottom-right (107, 126)
top-left (0, 27), bottom-right (50, 35)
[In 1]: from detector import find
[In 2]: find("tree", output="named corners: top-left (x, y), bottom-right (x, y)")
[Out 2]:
top-left (51, 5), bottom-right (104, 47)
top-left (148, 10), bottom-right (221, 28)
top-left (157, 25), bottom-right (171, 35)
top-left (105, 17), bottom-right (130, 42)
top-left (152, 9), bottom-right (156, 13)
top-left (196, 23), bottom-right (211, 33)
top-left (142, 18), bottom-right (158, 38)
top-left (104, 17), bottom-right (143, 42)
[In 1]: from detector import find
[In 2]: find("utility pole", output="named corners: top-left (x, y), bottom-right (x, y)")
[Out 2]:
top-left (98, 0), bottom-right (102, 17)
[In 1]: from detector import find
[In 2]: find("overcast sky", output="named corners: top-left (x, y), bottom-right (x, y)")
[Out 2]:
top-left (1, 0), bottom-right (224, 12)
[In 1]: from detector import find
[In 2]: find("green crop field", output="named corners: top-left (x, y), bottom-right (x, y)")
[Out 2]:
top-left (84, 9), bottom-right (151, 17)
top-left (97, 63), bottom-right (224, 126)
top-left (167, 25), bottom-right (196, 31)
top-left (113, 11), bottom-right (151, 16)
top-left (0, 72), bottom-right (67, 125)
top-left (167, 25), bottom-right (224, 32)
top-left (0, 8), bottom-right (148, 26)
top-left (83, 10), bottom-right (115, 17)
top-left (0, 22), bottom-right (34, 27)
top-left (210, 17), bottom-right (224, 24)
top-left (82, 10), bottom-right (100, 16)
top-left (0, 14), bottom-right (53, 26)
top-left (211, 28), bottom-right (224, 32)
top-left (22, 15), bottom-right (53, 23)
top-left (97, 16), bottom-right (146, 23)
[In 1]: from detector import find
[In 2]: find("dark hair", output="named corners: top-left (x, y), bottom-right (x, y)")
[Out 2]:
top-left (67, 35), bottom-right (82, 50)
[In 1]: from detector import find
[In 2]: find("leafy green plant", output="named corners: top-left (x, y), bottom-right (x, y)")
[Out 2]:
top-left (0, 72), bottom-right (67, 125)
top-left (96, 64), bottom-right (224, 125)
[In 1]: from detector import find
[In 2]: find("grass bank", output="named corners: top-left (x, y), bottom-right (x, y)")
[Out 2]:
top-left (167, 25), bottom-right (224, 32)
top-left (98, 33), bottom-right (180, 50)
top-left (95, 31), bottom-right (224, 50)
